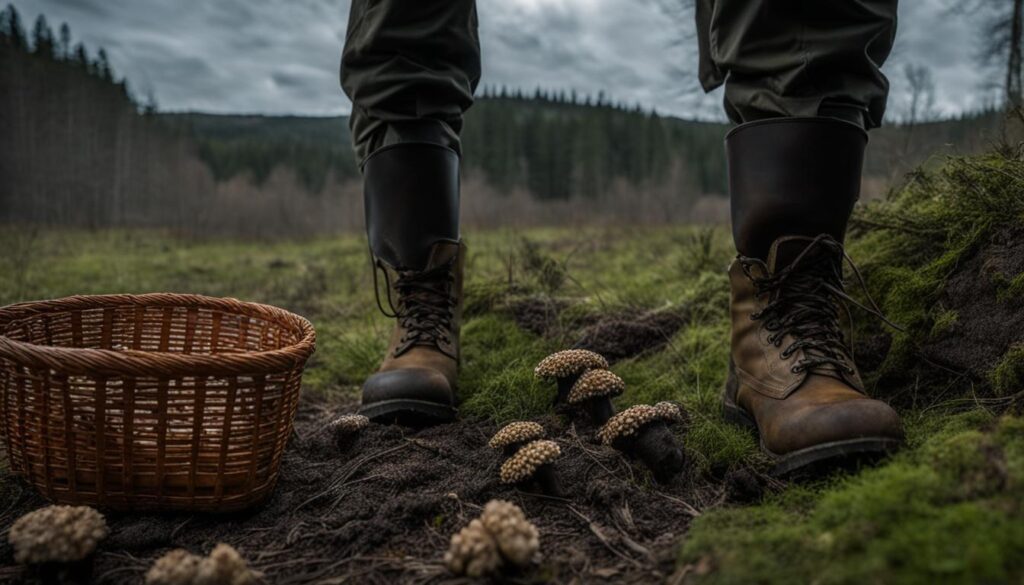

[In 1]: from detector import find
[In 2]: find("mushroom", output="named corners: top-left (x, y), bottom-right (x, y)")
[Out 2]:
top-left (478, 500), bottom-right (540, 566)
top-left (567, 369), bottom-right (625, 424)
top-left (444, 518), bottom-right (502, 577)
top-left (7, 505), bottom-right (108, 583)
top-left (145, 543), bottom-right (257, 585)
top-left (489, 421), bottom-right (545, 456)
top-left (444, 500), bottom-right (539, 577)
top-left (329, 413), bottom-right (370, 447)
top-left (598, 402), bottom-right (685, 482)
top-left (145, 550), bottom-right (202, 585)
top-left (534, 349), bottom-right (609, 404)
top-left (499, 439), bottom-right (564, 497)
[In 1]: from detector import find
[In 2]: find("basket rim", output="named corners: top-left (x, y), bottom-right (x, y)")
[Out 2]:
top-left (0, 293), bottom-right (316, 377)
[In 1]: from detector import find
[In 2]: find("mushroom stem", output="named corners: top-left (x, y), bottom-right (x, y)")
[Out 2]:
top-left (555, 377), bottom-right (578, 404)
top-left (630, 421), bottom-right (685, 483)
top-left (584, 398), bottom-right (616, 425)
top-left (530, 463), bottom-right (565, 498)
top-left (501, 444), bottom-right (522, 457)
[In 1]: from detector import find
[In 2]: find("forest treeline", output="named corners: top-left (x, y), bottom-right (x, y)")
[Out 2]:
top-left (0, 5), bottom-right (1016, 238)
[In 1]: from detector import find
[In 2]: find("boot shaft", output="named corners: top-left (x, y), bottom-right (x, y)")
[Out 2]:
top-left (363, 142), bottom-right (461, 271)
top-left (726, 117), bottom-right (867, 260)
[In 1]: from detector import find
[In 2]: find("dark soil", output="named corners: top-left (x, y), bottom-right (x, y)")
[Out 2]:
top-left (510, 298), bottom-right (688, 364)
top-left (573, 310), bottom-right (687, 363)
top-left (0, 397), bottom-right (729, 584)
top-left (922, 228), bottom-right (1024, 379)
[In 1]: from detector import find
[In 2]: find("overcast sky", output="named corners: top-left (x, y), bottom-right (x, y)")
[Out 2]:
top-left (12, 0), bottom-right (1000, 120)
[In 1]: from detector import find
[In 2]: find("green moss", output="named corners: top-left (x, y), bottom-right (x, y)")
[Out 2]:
top-left (991, 344), bottom-right (1024, 397)
top-left (457, 314), bottom-right (554, 422)
top-left (997, 272), bottom-right (1024, 302)
top-left (681, 411), bottom-right (1024, 584)
top-left (929, 308), bottom-right (958, 338)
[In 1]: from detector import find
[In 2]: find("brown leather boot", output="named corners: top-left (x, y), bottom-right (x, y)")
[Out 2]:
top-left (358, 142), bottom-right (463, 425)
top-left (724, 235), bottom-right (903, 474)
top-left (722, 118), bottom-right (903, 474)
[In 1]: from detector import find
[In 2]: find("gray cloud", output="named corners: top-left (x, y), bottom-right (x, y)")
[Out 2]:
top-left (12, 0), bottom-right (994, 119)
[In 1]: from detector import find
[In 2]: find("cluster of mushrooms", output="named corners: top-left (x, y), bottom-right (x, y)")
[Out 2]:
top-left (444, 500), bottom-right (540, 577)
top-left (490, 421), bottom-right (564, 496)
top-left (6, 505), bottom-right (256, 585)
top-left (145, 543), bottom-right (257, 585)
top-left (535, 349), bottom-right (685, 483)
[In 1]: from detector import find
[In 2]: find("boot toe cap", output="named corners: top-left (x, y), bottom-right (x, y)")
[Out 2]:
top-left (769, 397), bottom-right (903, 455)
top-left (360, 367), bottom-right (456, 424)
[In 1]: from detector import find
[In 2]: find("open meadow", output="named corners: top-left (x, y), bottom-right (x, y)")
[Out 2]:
top-left (1, 149), bottom-right (1022, 584)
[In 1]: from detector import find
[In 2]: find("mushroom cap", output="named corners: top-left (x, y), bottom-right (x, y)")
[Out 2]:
top-left (145, 544), bottom-right (256, 585)
top-left (598, 402), bottom-right (680, 445)
top-left (444, 518), bottom-right (502, 577)
top-left (499, 440), bottom-right (561, 484)
top-left (654, 401), bottom-right (682, 421)
top-left (534, 349), bottom-right (608, 380)
top-left (567, 369), bottom-right (625, 404)
top-left (489, 421), bottom-right (545, 450)
top-left (195, 543), bottom-right (257, 585)
top-left (329, 413), bottom-right (370, 435)
top-left (7, 505), bottom-right (108, 564)
top-left (479, 500), bottom-right (540, 566)
top-left (145, 550), bottom-right (203, 585)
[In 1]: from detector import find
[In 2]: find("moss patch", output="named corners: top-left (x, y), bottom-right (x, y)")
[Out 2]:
top-left (680, 413), bottom-right (1024, 584)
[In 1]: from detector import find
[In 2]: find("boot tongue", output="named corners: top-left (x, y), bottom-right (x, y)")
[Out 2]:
top-left (423, 240), bottom-right (460, 271)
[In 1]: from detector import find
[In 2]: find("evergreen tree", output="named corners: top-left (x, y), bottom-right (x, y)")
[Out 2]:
top-left (1, 4), bottom-right (26, 49)
top-left (59, 22), bottom-right (70, 59)
top-left (96, 48), bottom-right (113, 81)
top-left (31, 14), bottom-right (54, 57)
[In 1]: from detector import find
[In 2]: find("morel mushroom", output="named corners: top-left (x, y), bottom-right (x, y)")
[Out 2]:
top-left (598, 402), bottom-right (685, 482)
top-left (568, 369), bottom-right (625, 424)
top-left (478, 500), bottom-right (540, 566)
top-left (145, 543), bottom-right (257, 585)
top-left (329, 413), bottom-right (370, 447)
top-left (499, 439), bottom-right (564, 497)
top-left (445, 500), bottom-right (539, 577)
top-left (534, 349), bottom-right (609, 404)
top-left (8, 505), bottom-right (108, 583)
top-left (489, 421), bottom-right (545, 456)
top-left (444, 518), bottom-right (502, 577)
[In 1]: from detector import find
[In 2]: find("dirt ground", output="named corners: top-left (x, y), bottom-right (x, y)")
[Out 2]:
top-left (0, 396), bottom-right (751, 584)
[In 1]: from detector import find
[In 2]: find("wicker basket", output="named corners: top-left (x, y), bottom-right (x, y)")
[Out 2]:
top-left (0, 293), bottom-right (315, 512)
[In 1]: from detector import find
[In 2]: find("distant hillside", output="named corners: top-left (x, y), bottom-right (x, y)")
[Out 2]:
top-left (163, 97), bottom-right (732, 202)
top-left (2, 4), bottom-right (1017, 237)
top-left (165, 101), bottom-right (1011, 206)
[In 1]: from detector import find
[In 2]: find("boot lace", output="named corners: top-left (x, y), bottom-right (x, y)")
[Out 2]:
top-left (740, 234), bottom-right (901, 376)
top-left (372, 256), bottom-right (456, 358)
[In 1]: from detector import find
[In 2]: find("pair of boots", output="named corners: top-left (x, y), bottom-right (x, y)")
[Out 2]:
top-left (358, 117), bottom-right (903, 474)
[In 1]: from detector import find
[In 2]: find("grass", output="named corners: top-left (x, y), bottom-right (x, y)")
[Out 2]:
top-left (0, 149), bottom-right (1022, 583)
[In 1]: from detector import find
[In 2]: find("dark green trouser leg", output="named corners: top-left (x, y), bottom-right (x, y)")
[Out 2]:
top-left (696, 0), bottom-right (898, 129)
top-left (341, 0), bottom-right (481, 164)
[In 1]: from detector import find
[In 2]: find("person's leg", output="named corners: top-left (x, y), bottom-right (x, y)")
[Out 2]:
top-left (341, 0), bottom-right (480, 425)
top-left (697, 0), bottom-right (904, 473)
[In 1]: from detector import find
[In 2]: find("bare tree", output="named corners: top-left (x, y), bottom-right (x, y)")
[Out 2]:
top-left (903, 63), bottom-right (937, 126)
top-left (956, 0), bottom-right (1023, 108)
top-left (899, 63), bottom-right (938, 159)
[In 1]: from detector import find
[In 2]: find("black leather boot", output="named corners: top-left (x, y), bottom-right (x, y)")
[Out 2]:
top-left (359, 143), bottom-right (463, 425)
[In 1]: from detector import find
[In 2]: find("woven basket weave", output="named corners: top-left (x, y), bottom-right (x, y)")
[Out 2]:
top-left (0, 293), bottom-right (315, 512)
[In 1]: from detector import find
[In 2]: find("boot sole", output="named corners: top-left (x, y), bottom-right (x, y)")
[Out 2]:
top-left (722, 396), bottom-right (901, 477)
top-left (360, 399), bottom-right (457, 427)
